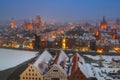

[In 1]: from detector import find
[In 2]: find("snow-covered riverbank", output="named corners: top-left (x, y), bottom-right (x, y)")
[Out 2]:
top-left (0, 48), bottom-right (38, 70)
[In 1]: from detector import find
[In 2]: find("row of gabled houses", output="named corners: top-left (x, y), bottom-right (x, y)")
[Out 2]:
top-left (20, 49), bottom-right (97, 80)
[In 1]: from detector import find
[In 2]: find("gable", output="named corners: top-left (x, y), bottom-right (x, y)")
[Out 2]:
top-left (69, 67), bottom-right (88, 80)
top-left (44, 65), bottom-right (67, 78)
top-left (20, 64), bottom-right (43, 80)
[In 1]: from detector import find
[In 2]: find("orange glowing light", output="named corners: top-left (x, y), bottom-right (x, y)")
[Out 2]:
top-left (97, 49), bottom-right (103, 53)
top-left (11, 19), bottom-right (15, 28)
top-left (112, 34), bottom-right (116, 40)
top-left (101, 24), bottom-right (107, 29)
top-left (81, 47), bottom-right (89, 52)
top-left (96, 31), bottom-right (99, 36)
top-left (114, 47), bottom-right (120, 51)
top-left (62, 38), bottom-right (66, 49)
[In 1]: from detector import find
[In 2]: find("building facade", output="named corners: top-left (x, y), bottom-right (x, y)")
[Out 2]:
top-left (100, 16), bottom-right (107, 29)
top-left (44, 65), bottom-right (67, 80)
top-left (20, 64), bottom-right (43, 80)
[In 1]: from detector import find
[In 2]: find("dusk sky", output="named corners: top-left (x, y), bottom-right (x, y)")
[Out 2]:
top-left (0, 0), bottom-right (120, 22)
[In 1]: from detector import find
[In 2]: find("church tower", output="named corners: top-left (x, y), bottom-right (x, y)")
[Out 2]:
top-left (36, 16), bottom-right (42, 28)
top-left (116, 17), bottom-right (120, 25)
top-left (100, 16), bottom-right (107, 29)
top-left (10, 18), bottom-right (15, 29)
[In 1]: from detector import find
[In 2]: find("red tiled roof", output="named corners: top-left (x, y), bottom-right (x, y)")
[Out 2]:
top-left (71, 53), bottom-right (78, 74)
top-left (54, 53), bottom-right (60, 64)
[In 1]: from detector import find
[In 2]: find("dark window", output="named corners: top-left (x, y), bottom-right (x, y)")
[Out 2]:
top-left (32, 73), bottom-right (34, 76)
top-left (29, 69), bottom-right (31, 71)
top-left (32, 69), bottom-right (34, 72)
top-left (51, 78), bottom-right (59, 80)
top-left (80, 76), bottom-right (83, 79)
top-left (29, 73), bottom-right (31, 76)
top-left (36, 78), bottom-right (38, 80)
top-left (77, 76), bottom-right (79, 79)
top-left (36, 74), bottom-right (37, 76)
top-left (53, 70), bottom-right (58, 72)
top-left (23, 77), bottom-right (25, 79)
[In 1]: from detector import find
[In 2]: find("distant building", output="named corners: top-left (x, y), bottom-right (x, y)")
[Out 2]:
top-left (111, 29), bottom-right (117, 40)
top-left (116, 17), bottom-right (120, 25)
top-left (100, 16), bottom-right (107, 29)
top-left (36, 16), bottom-right (42, 28)
top-left (23, 16), bottom-right (42, 29)
top-left (10, 18), bottom-right (15, 28)
top-left (34, 34), bottom-right (40, 50)
top-left (90, 40), bottom-right (96, 51)
top-left (23, 21), bottom-right (34, 29)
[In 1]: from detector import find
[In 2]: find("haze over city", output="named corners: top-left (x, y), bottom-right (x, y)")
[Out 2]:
top-left (1, 0), bottom-right (120, 80)
top-left (0, 0), bottom-right (120, 23)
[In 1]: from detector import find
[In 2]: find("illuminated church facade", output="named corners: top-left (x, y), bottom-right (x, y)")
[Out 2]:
top-left (23, 16), bottom-right (43, 29)
top-left (100, 16), bottom-right (107, 29)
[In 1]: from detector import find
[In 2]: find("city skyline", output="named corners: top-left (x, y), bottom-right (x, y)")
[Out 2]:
top-left (0, 0), bottom-right (120, 23)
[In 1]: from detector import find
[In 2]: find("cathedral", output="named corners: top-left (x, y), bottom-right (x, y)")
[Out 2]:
top-left (100, 16), bottom-right (107, 29)
top-left (23, 16), bottom-right (42, 29)
top-left (10, 18), bottom-right (15, 29)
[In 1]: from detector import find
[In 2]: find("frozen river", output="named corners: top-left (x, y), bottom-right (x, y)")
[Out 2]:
top-left (0, 48), bottom-right (38, 70)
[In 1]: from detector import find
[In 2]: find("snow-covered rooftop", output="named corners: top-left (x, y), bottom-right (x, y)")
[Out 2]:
top-left (54, 50), bottom-right (69, 64)
top-left (33, 50), bottom-right (53, 74)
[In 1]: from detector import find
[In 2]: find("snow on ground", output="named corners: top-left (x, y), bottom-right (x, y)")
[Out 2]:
top-left (93, 67), bottom-right (120, 80)
top-left (84, 54), bottom-right (120, 62)
top-left (83, 54), bottom-right (120, 80)
top-left (0, 48), bottom-right (38, 70)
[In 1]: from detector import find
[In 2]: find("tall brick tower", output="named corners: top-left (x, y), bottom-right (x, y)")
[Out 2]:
top-left (10, 18), bottom-right (15, 29)
top-left (36, 16), bottom-right (42, 28)
top-left (116, 17), bottom-right (120, 25)
top-left (100, 16), bottom-right (107, 29)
